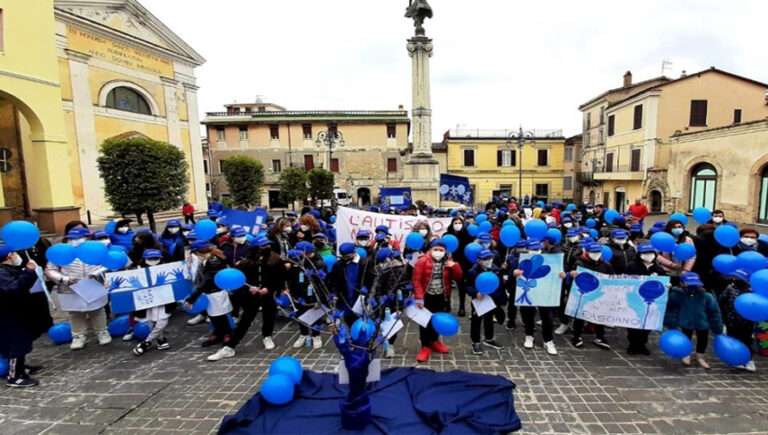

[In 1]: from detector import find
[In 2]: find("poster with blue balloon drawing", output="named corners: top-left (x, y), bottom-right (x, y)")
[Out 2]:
top-left (439, 174), bottom-right (473, 206)
top-left (514, 253), bottom-right (563, 307)
top-left (565, 268), bottom-right (671, 331)
top-left (106, 261), bottom-right (193, 314)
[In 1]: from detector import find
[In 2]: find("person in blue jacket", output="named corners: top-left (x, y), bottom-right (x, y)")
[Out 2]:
top-left (104, 218), bottom-right (135, 251)
top-left (467, 249), bottom-right (506, 355)
top-left (159, 219), bottom-right (185, 262)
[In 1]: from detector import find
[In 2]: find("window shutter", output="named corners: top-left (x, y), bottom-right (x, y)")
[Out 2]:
top-left (511, 150), bottom-right (516, 167)
top-left (497, 150), bottom-right (502, 166)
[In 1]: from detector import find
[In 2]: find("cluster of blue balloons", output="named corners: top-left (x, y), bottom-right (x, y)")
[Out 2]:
top-left (659, 330), bottom-right (752, 367)
top-left (261, 356), bottom-right (302, 405)
top-left (431, 313), bottom-right (459, 336)
top-left (107, 315), bottom-right (131, 337)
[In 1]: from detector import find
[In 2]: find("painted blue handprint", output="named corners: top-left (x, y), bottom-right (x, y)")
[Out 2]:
top-left (515, 254), bottom-right (551, 305)
top-left (127, 276), bottom-right (144, 289)
top-left (108, 276), bottom-right (125, 291)
top-left (172, 268), bottom-right (186, 282)
top-left (154, 271), bottom-right (168, 286)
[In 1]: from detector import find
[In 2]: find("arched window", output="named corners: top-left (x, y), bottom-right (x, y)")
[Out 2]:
top-left (758, 165), bottom-right (768, 224)
top-left (689, 163), bottom-right (717, 211)
top-left (105, 87), bottom-right (151, 115)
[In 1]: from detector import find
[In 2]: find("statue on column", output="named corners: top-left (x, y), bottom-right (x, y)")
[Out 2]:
top-left (405, 0), bottom-right (433, 36)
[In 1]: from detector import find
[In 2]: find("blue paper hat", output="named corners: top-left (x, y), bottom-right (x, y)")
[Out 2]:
top-left (190, 241), bottom-right (211, 251)
top-left (637, 243), bottom-right (655, 253)
top-left (611, 229), bottom-right (628, 238)
top-left (93, 231), bottom-right (108, 239)
top-left (478, 233), bottom-right (493, 243)
top-left (142, 249), bottom-right (163, 259)
top-left (356, 230), bottom-right (371, 239)
top-left (295, 241), bottom-right (314, 253)
top-left (527, 241), bottom-right (543, 250)
top-left (313, 233), bottom-right (328, 240)
top-left (253, 237), bottom-right (271, 247)
top-left (230, 227), bottom-right (247, 237)
top-left (182, 224), bottom-right (195, 231)
top-left (215, 219), bottom-right (231, 228)
top-left (586, 243), bottom-right (603, 253)
top-left (681, 272), bottom-right (703, 286)
top-left (566, 228), bottom-right (580, 237)
top-left (167, 219), bottom-right (181, 227)
top-left (478, 249), bottom-right (494, 259)
top-left (339, 243), bottom-right (356, 255)
top-left (430, 240), bottom-right (446, 249)
top-left (0, 244), bottom-right (14, 259)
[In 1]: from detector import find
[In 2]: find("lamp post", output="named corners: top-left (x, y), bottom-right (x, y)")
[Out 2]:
top-left (506, 126), bottom-right (536, 202)
top-left (315, 130), bottom-right (345, 171)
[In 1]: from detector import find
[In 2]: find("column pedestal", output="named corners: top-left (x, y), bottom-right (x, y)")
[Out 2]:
top-left (33, 206), bottom-right (81, 234)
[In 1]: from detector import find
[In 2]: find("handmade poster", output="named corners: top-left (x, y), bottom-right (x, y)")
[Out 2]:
top-left (403, 304), bottom-right (433, 327)
top-left (338, 359), bottom-right (381, 385)
top-left (514, 253), bottom-right (563, 307)
top-left (564, 267), bottom-right (671, 331)
top-left (335, 207), bottom-right (452, 251)
top-left (472, 295), bottom-right (497, 316)
top-left (219, 208), bottom-right (266, 235)
top-left (105, 268), bottom-right (149, 291)
top-left (71, 279), bottom-right (109, 303)
top-left (108, 261), bottom-right (193, 314)
top-left (132, 284), bottom-right (175, 311)
top-left (148, 261), bottom-right (191, 286)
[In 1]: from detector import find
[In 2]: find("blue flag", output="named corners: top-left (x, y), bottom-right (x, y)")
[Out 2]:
top-left (439, 174), bottom-right (473, 205)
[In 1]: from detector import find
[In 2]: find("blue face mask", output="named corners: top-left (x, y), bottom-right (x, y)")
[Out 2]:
top-left (671, 228), bottom-right (684, 236)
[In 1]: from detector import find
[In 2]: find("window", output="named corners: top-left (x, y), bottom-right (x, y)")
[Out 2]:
top-left (203, 160), bottom-right (209, 174)
top-left (218, 160), bottom-right (224, 173)
top-left (689, 163), bottom-right (717, 211)
top-left (535, 184), bottom-right (549, 202)
top-left (271, 159), bottom-right (281, 173)
top-left (734, 109), bottom-right (742, 124)
top-left (231, 107), bottom-right (240, 114)
top-left (205, 183), bottom-right (211, 194)
top-left (605, 153), bottom-right (614, 172)
top-left (216, 127), bottom-right (225, 141)
top-left (607, 115), bottom-right (615, 136)
top-left (245, 107), bottom-right (252, 113)
top-left (105, 87), bottom-right (151, 115)
top-left (690, 100), bottom-right (708, 126)
top-left (269, 124), bottom-right (279, 139)
top-left (239, 126), bottom-right (248, 140)
top-left (564, 147), bottom-right (573, 162)
top-left (387, 158), bottom-right (397, 173)
top-left (599, 107), bottom-right (605, 125)
top-left (304, 154), bottom-right (314, 170)
top-left (584, 133), bottom-right (590, 147)
top-left (586, 113), bottom-right (591, 130)
top-left (630, 149), bottom-right (642, 172)
top-left (302, 124), bottom-right (312, 139)
top-left (633, 104), bottom-right (643, 129)
top-left (563, 176), bottom-right (573, 190)
top-left (598, 129), bottom-right (604, 144)
top-left (758, 165), bottom-right (768, 224)
top-left (386, 123), bottom-right (396, 138)
top-left (463, 149), bottom-right (475, 167)
top-left (537, 149), bottom-right (549, 166)
top-left (497, 149), bottom-right (514, 167)
top-left (331, 158), bottom-right (340, 173)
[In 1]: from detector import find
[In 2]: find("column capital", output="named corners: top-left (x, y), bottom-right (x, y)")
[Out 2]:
top-left (65, 49), bottom-right (91, 63)
top-left (160, 77), bottom-right (179, 86)
top-left (406, 37), bottom-right (433, 57)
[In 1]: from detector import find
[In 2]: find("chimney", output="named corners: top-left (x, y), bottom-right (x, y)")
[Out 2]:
top-left (680, 70), bottom-right (687, 78)
top-left (623, 71), bottom-right (632, 87)
top-left (398, 104), bottom-right (404, 111)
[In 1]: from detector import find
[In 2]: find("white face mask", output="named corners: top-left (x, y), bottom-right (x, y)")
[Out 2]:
top-left (418, 229), bottom-right (429, 237)
top-left (117, 227), bottom-right (129, 234)
top-left (234, 236), bottom-right (247, 244)
top-left (168, 227), bottom-right (180, 234)
top-left (11, 253), bottom-right (22, 267)
top-left (216, 227), bottom-right (228, 235)
top-left (588, 253), bottom-right (602, 261)
top-left (640, 253), bottom-right (656, 263)
top-left (300, 225), bottom-right (310, 232)
top-left (563, 222), bottom-right (573, 228)
top-left (431, 250), bottom-right (445, 261)
top-left (283, 226), bottom-right (292, 234)
top-left (741, 237), bottom-right (758, 247)
top-left (97, 239), bottom-right (111, 246)
top-left (69, 238), bottom-right (85, 247)
top-left (713, 216), bottom-right (723, 223)
top-left (182, 231), bottom-right (191, 237)
top-left (481, 259), bottom-right (493, 268)
top-left (357, 240), bottom-right (370, 247)
top-left (528, 250), bottom-right (541, 255)
top-left (481, 242), bottom-right (491, 249)
top-left (568, 236), bottom-right (580, 243)
top-left (453, 223), bottom-right (463, 231)
top-left (145, 259), bottom-right (161, 266)
top-left (614, 238), bottom-right (627, 245)
top-left (671, 228), bottom-right (684, 236)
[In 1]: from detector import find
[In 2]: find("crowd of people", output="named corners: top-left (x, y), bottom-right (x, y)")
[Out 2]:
top-left (0, 195), bottom-right (766, 389)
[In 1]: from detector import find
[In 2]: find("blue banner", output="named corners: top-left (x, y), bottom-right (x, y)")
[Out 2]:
top-left (219, 208), bottom-right (267, 235)
top-left (106, 261), bottom-right (193, 314)
top-left (440, 174), bottom-right (473, 205)
top-left (379, 187), bottom-right (412, 207)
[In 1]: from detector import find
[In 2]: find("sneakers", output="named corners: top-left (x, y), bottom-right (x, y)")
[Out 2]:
top-left (483, 339), bottom-right (503, 350)
top-left (416, 346), bottom-right (432, 362)
top-left (70, 334), bottom-right (86, 350)
top-left (122, 327), bottom-right (134, 341)
top-left (457, 308), bottom-right (466, 317)
top-left (523, 335), bottom-right (535, 349)
top-left (385, 345), bottom-right (395, 358)
top-left (157, 337), bottom-right (170, 350)
top-left (696, 353), bottom-right (710, 370)
top-left (505, 321), bottom-right (516, 331)
top-left (133, 341), bottom-right (151, 356)
top-left (187, 314), bottom-right (206, 325)
top-left (554, 324), bottom-right (570, 335)
top-left (6, 377), bottom-right (38, 388)
top-left (97, 330), bottom-right (112, 346)
top-left (743, 359), bottom-right (757, 372)
top-left (544, 341), bottom-right (558, 355)
top-left (24, 365), bottom-right (44, 376)
top-left (263, 336), bottom-right (275, 350)
top-left (571, 337), bottom-right (584, 348)
top-left (201, 335), bottom-right (220, 348)
top-left (430, 341), bottom-right (450, 354)
top-left (207, 346), bottom-right (235, 361)
top-left (471, 342), bottom-right (484, 355)
top-left (682, 355), bottom-right (691, 366)
top-left (312, 336), bottom-right (323, 349)
top-left (293, 335), bottom-right (308, 349)
top-left (593, 338), bottom-right (611, 350)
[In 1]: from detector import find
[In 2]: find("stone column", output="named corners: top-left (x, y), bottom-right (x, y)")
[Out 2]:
top-left (182, 83), bottom-right (209, 208)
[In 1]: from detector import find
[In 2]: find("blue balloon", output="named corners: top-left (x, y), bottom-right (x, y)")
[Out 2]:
top-left (46, 244), bottom-right (76, 266)
top-left (575, 273), bottom-right (600, 294)
top-left (734, 293), bottom-right (768, 321)
top-left (76, 241), bottom-right (108, 265)
top-left (1, 221), bottom-right (40, 250)
top-left (478, 221), bottom-right (492, 233)
top-left (475, 271), bottom-right (499, 295)
top-left (406, 232), bottom-right (424, 250)
top-left (323, 254), bottom-right (337, 272)
top-left (195, 219), bottom-right (217, 241)
top-left (47, 323), bottom-right (72, 345)
top-left (714, 225), bottom-right (740, 248)
top-left (673, 243), bottom-right (696, 261)
top-left (650, 232), bottom-right (676, 253)
top-left (713, 254), bottom-right (739, 275)
top-left (524, 219), bottom-right (548, 240)
top-left (669, 212), bottom-right (688, 226)
top-left (638, 280), bottom-right (666, 304)
top-left (184, 294), bottom-right (209, 314)
top-left (464, 242), bottom-right (483, 263)
top-left (107, 315), bottom-right (131, 337)
top-left (133, 322), bottom-right (151, 340)
top-left (330, 215), bottom-right (336, 223)
top-left (750, 269), bottom-right (768, 296)
top-left (589, 229), bottom-right (599, 239)
top-left (604, 210), bottom-right (620, 225)
top-left (467, 224), bottom-right (479, 237)
top-left (475, 214), bottom-right (488, 224)
top-left (502, 220), bottom-right (514, 227)
top-left (431, 313), bottom-right (460, 337)
top-left (760, 234), bottom-right (768, 246)
top-left (545, 228), bottom-right (562, 245)
top-left (659, 330), bottom-right (693, 359)
top-left (692, 207), bottom-right (711, 225)
top-left (261, 374), bottom-right (294, 405)
top-left (566, 203), bottom-right (577, 212)
top-left (269, 356), bottom-right (303, 384)
top-left (214, 268), bottom-right (246, 291)
top-left (500, 225), bottom-right (521, 247)
top-left (601, 245), bottom-right (613, 262)
top-left (586, 218), bottom-right (596, 228)
top-left (102, 250), bottom-right (129, 271)
top-left (714, 334), bottom-right (751, 366)
top-left (351, 318), bottom-right (375, 342)
top-left (0, 358), bottom-right (7, 377)
top-left (356, 247), bottom-right (368, 259)
top-left (441, 234), bottom-right (459, 253)
top-left (737, 251), bottom-right (766, 273)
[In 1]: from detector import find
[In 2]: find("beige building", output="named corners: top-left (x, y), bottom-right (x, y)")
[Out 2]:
top-left (202, 102), bottom-right (411, 208)
top-left (580, 68), bottom-right (768, 214)
top-left (563, 134), bottom-right (582, 203)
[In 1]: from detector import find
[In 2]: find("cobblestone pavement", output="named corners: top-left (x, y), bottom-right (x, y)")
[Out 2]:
top-left (1, 309), bottom-right (768, 435)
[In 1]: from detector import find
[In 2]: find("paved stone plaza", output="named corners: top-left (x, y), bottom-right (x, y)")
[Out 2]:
top-left (1, 311), bottom-right (767, 434)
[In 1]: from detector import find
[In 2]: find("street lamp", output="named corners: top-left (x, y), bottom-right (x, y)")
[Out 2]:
top-left (506, 126), bottom-right (536, 202)
top-left (315, 130), bottom-right (345, 171)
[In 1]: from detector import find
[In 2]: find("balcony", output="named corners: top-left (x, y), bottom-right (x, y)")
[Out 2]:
top-left (593, 163), bottom-right (645, 181)
top-left (578, 172), bottom-right (595, 183)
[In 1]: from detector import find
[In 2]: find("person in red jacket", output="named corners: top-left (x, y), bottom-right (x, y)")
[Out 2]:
top-left (627, 198), bottom-right (649, 228)
top-left (412, 240), bottom-right (463, 362)
top-left (182, 202), bottom-right (196, 224)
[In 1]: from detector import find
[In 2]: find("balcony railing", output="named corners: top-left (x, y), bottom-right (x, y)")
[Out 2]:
top-left (448, 128), bottom-right (564, 139)
top-left (205, 110), bottom-right (408, 117)
top-left (593, 163), bottom-right (643, 173)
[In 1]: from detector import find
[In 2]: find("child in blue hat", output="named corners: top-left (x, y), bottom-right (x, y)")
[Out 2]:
top-left (132, 249), bottom-right (173, 356)
top-left (467, 249), bottom-right (505, 355)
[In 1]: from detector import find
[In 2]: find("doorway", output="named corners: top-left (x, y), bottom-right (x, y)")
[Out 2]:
top-left (357, 188), bottom-right (371, 207)
top-left (615, 190), bottom-right (626, 212)
top-left (650, 190), bottom-right (662, 213)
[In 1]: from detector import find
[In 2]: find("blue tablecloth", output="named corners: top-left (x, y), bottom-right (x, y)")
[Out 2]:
top-left (219, 367), bottom-right (521, 434)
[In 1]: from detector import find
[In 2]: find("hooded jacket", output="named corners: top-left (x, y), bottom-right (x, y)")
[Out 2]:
top-left (664, 285), bottom-right (723, 333)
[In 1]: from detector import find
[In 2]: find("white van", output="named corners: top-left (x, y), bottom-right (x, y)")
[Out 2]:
top-left (334, 188), bottom-right (352, 206)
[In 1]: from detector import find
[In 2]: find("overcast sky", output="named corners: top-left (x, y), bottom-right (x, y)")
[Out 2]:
top-left (143, 0), bottom-right (768, 140)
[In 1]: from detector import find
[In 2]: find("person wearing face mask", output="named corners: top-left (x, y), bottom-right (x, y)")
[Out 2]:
top-left (104, 218), bottom-right (135, 251)
top-left (374, 225), bottom-right (401, 252)
top-left (355, 230), bottom-right (374, 258)
top-left (127, 231), bottom-right (166, 265)
top-left (717, 269), bottom-right (758, 372)
top-left (445, 217), bottom-right (474, 317)
top-left (559, 217), bottom-right (575, 236)
top-left (570, 243), bottom-right (614, 350)
top-left (513, 241), bottom-right (559, 355)
top-left (606, 229), bottom-right (636, 274)
top-left (91, 231), bottom-right (111, 248)
top-left (466, 249), bottom-right (506, 355)
top-left (657, 220), bottom-right (696, 285)
top-left (131, 250), bottom-right (173, 356)
top-left (0, 245), bottom-right (45, 387)
top-left (286, 242), bottom-right (326, 351)
top-left (268, 217), bottom-right (294, 259)
top-left (624, 244), bottom-right (666, 355)
top-left (327, 243), bottom-right (368, 327)
top-left (181, 224), bottom-right (194, 239)
top-left (312, 233), bottom-right (333, 257)
top-left (412, 240), bottom-right (462, 362)
top-left (221, 227), bottom-right (251, 267)
top-left (293, 215), bottom-right (321, 244)
top-left (212, 219), bottom-right (232, 247)
top-left (554, 229), bottom-right (585, 336)
top-left (159, 219), bottom-right (185, 262)
top-left (664, 272), bottom-right (723, 369)
top-left (44, 228), bottom-right (111, 351)
top-left (707, 210), bottom-right (728, 227)
top-left (729, 228), bottom-right (768, 257)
